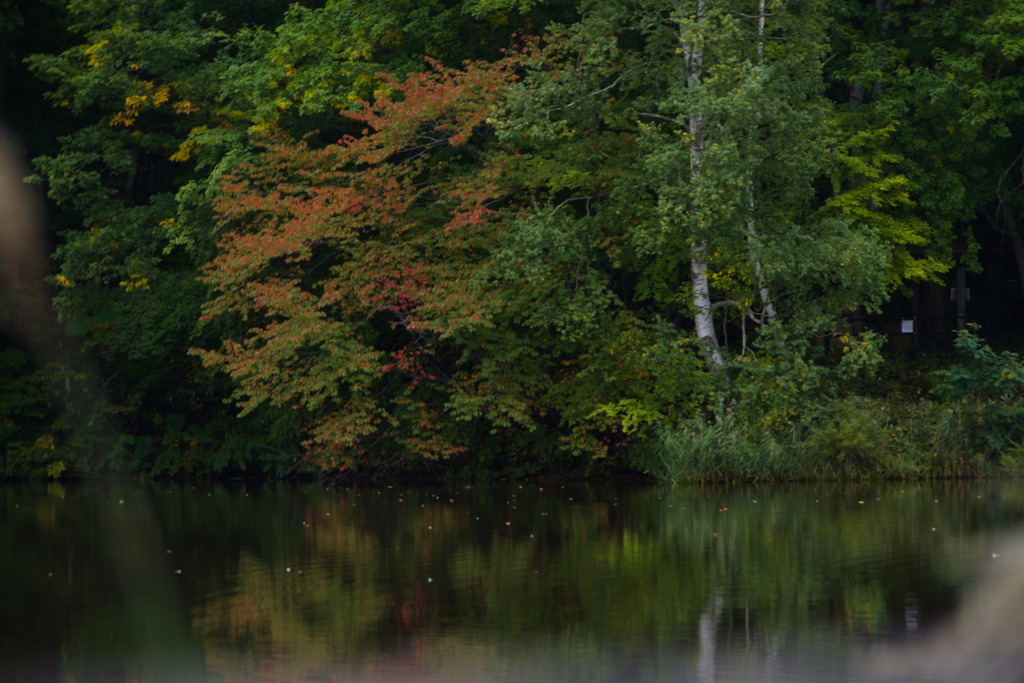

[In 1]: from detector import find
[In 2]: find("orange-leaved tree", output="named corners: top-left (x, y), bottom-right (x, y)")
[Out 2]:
top-left (194, 57), bottom-right (532, 470)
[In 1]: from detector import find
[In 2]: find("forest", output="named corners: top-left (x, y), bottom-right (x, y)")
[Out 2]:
top-left (2, 0), bottom-right (1024, 481)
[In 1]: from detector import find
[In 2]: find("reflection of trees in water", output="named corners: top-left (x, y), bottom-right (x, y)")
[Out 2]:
top-left (184, 483), bottom-right (1021, 680)
top-left (5, 481), bottom-right (1024, 681)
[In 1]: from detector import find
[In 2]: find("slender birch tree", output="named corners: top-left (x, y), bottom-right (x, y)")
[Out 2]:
top-left (744, 0), bottom-right (775, 325)
top-left (681, 1), bottom-right (724, 369)
top-left (625, 0), bottom-right (840, 361)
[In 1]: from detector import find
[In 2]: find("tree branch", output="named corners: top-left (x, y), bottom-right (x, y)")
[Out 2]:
top-left (636, 111), bottom-right (679, 124)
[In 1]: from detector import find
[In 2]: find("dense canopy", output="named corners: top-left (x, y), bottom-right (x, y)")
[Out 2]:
top-left (3, 0), bottom-right (1024, 480)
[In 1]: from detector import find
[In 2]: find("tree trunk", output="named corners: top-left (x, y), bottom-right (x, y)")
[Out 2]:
top-left (745, 206), bottom-right (776, 320)
top-left (745, 0), bottom-right (775, 323)
top-left (684, 0), bottom-right (724, 369)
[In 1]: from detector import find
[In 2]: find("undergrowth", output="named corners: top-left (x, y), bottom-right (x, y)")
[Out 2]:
top-left (642, 328), bottom-right (1024, 483)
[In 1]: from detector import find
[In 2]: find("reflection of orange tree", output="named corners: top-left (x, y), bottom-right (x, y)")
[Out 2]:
top-left (193, 545), bottom-right (384, 678)
top-left (304, 492), bottom-right (468, 564)
top-left (192, 491), bottom-right (478, 679)
top-left (385, 579), bottom-right (439, 632)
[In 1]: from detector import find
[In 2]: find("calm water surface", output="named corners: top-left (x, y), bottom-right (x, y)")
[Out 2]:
top-left (3, 480), bottom-right (1024, 682)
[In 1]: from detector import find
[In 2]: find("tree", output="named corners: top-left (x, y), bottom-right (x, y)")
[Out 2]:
top-left (196, 58), bottom-right (527, 467)
top-left (495, 0), bottom-right (929, 433)
top-left (827, 0), bottom-right (1024, 308)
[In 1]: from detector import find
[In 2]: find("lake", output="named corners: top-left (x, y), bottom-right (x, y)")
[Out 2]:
top-left (3, 479), bottom-right (1024, 682)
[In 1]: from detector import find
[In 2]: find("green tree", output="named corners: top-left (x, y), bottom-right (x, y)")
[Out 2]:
top-left (511, 1), bottom-right (902, 431)
top-left (20, 0), bottom-right (358, 475)
top-left (828, 0), bottom-right (1024, 303)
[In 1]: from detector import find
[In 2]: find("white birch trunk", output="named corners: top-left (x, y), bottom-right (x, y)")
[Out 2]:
top-left (745, 0), bottom-right (776, 323)
top-left (745, 205), bottom-right (776, 321)
top-left (685, 0), bottom-right (724, 368)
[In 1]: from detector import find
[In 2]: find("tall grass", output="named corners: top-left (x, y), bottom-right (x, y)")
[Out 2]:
top-left (639, 414), bottom-right (815, 483)
top-left (642, 396), bottom-right (1009, 483)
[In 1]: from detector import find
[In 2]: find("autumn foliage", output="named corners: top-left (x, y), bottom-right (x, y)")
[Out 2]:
top-left (17, 0), bottom-right (1024, 480)
top-left (195, 57), bottom-right (537, 467)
